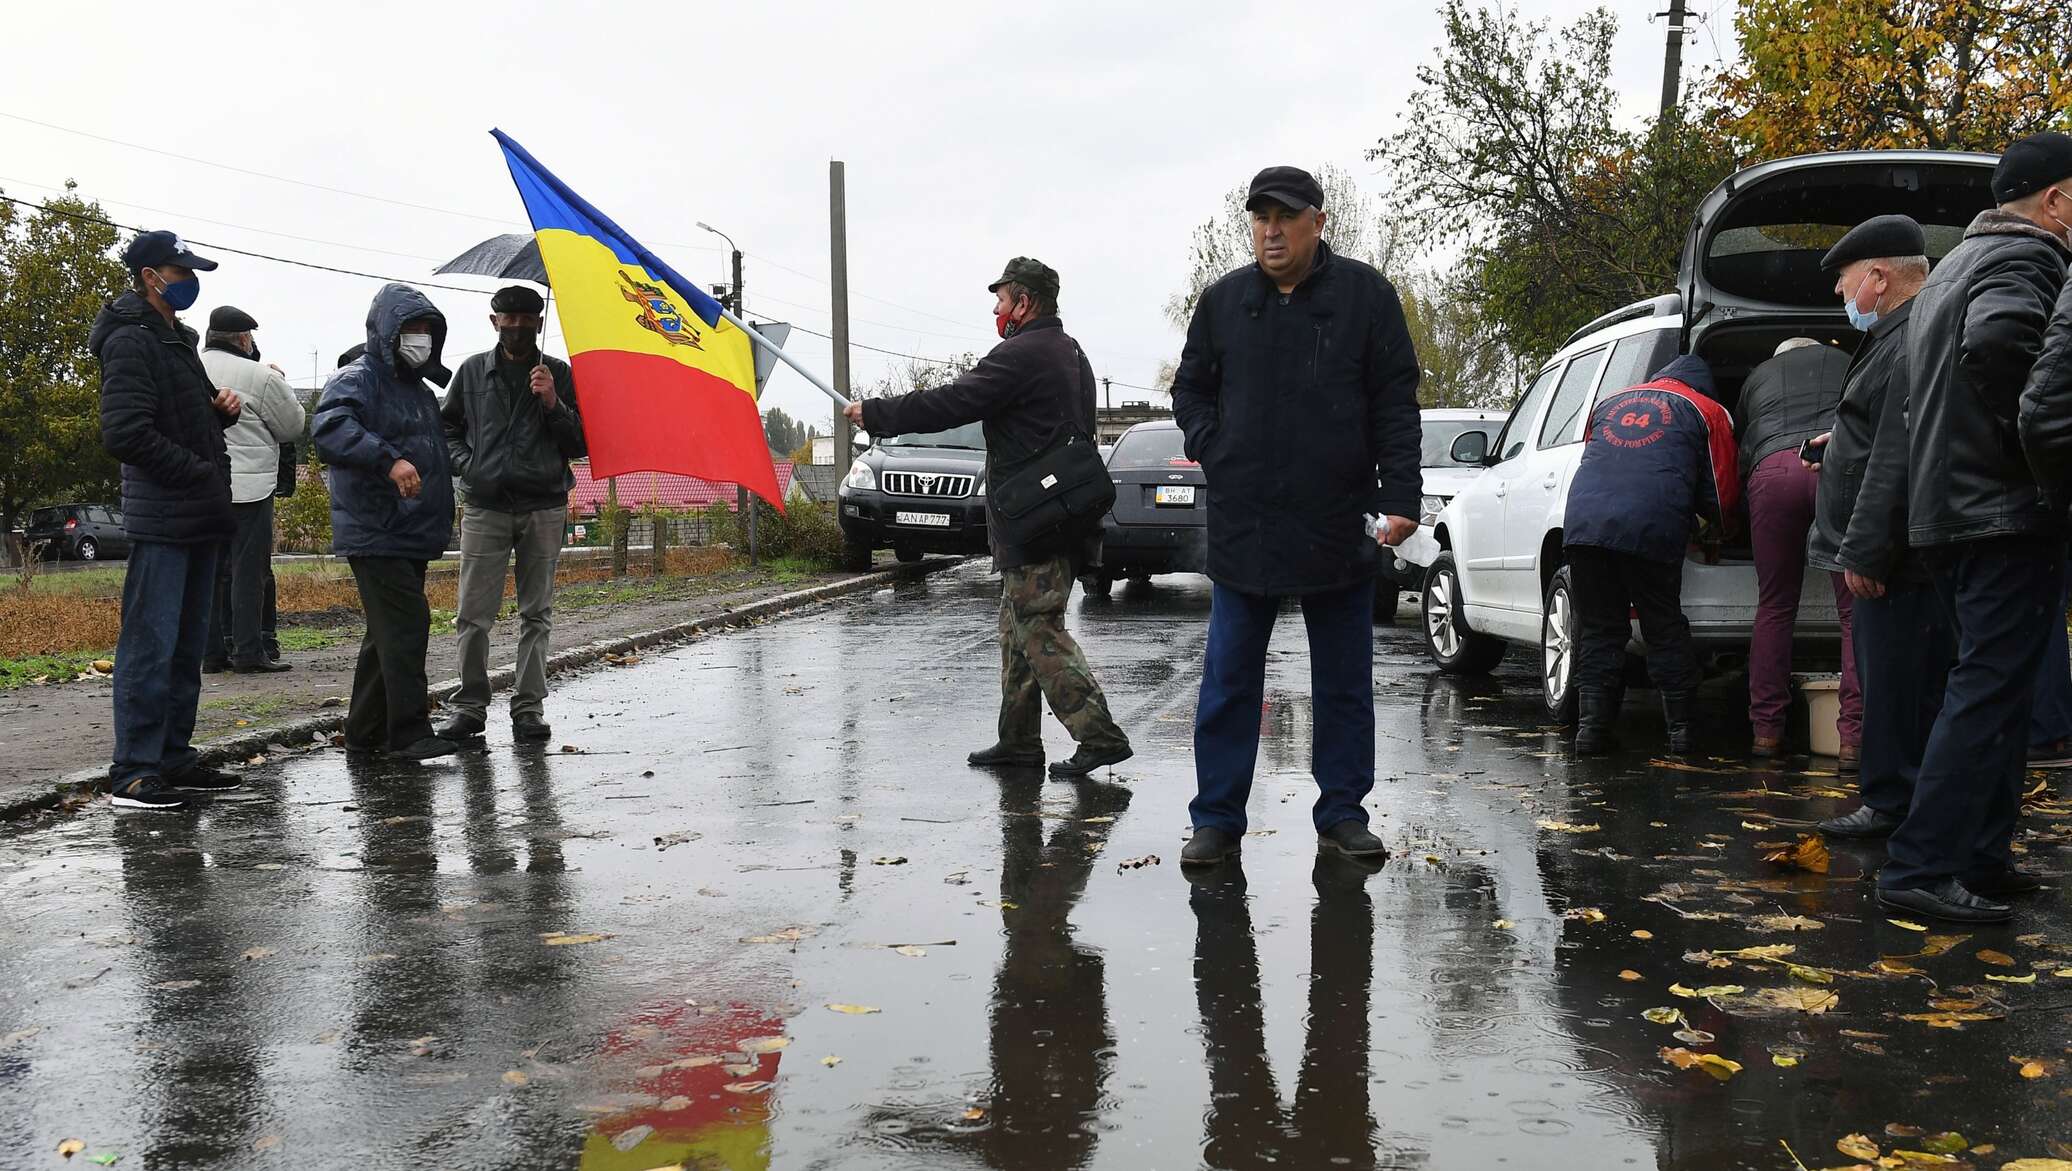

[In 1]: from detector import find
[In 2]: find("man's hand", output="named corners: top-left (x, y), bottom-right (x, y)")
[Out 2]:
top-left (842, 401), bottom-right (865, 426)
top-left (1374, 515), bottom-right (1417, 547)
top-left (529, 364), bottom-right (557, 409)
top-left (211, 388), bottom-right (242, 420)
top-left (1801, 431), bottom-right (1831, 471)
top-left (389, 458), bottom-right (422, 499)
top-left (1844, 569), bottom-right (1886, 600)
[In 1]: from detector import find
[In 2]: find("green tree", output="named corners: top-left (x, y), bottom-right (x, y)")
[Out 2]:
top-left (1711, 0), bottom-right (2072, 156)
top-left (0, 184), bottom-right (126, 562)
top-left (762, 405), bottom-right (809, 455)
top-left (1163, 163), bottom-right (1399, 331)
top-left (1398, 270), bottom-right (1517, 408)
top-left (1370, 2), bottom-right (1738, 361)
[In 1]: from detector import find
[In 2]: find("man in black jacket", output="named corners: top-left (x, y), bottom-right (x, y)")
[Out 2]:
top-left (1883, 133), bottom-right (2072, 923)
top-left (1737, 338), bottom-right (1855, 762)
top-left (1801, 216), bottom-right (1951, 842)
top-left (436, 285), bottom-right (585, 743)
top-left (845, 258), bottom-right (1131, 779)
top-left (1170, 167), bottom-right (1422, 867)
top-left (90, 231), bottom-right (244, 811)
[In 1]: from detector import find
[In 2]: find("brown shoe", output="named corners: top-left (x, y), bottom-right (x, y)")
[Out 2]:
top-left (1751, 736), bottom-right (1782, 759)
top-left (1837, 743), bottom-right (1860, 775)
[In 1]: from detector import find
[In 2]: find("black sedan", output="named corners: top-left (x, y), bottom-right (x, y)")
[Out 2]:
top-left (1087, 420), bottom-right (1204, 595)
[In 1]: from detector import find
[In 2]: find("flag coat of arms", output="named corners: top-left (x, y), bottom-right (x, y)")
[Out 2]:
top-left (492, 130), bottom-right (781, 507)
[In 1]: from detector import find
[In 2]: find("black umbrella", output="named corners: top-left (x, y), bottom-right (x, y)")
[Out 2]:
top-left (433, 232), bottom-right (549, 287)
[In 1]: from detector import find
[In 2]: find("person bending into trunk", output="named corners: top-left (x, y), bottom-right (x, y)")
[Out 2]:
top-left (1563, 355), bottom-right (1738, 758)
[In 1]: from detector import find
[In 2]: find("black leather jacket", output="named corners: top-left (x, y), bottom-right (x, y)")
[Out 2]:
top-left (440, 348), bottom-right (585, 514)
top-left (1906, 210), bottom-right (2071, 548)
top-left (2019, 274), bottom-right (2072, 518)
top-left (1737, 342), bottom-right (1850, 480)
top-left (1808, 301), bottom-right (1918, 581)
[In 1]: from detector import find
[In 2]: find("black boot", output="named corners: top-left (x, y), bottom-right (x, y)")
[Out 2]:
top-left (1574, 689), bottom-right (1619, 756)
top-left (1661, 692), bottom-right (1696, 756)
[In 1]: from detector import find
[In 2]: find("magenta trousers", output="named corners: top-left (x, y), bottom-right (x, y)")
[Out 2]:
top-left (1747, 449), bottom-right (1860, 745)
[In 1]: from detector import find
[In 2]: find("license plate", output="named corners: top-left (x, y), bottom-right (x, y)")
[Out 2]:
top-left (1154, 485), bottom-right (1196, 505)
top-left (895, 511), bottom-right (950, 527)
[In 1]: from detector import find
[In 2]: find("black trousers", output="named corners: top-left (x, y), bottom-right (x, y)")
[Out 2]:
top-left (345, 556), bottom-right (434, 750)
top-left (1567, 546), bottom-right (1700, 698)
top-left (1884, 536), bottom-right (2064, 891)
top-left (1851, 579), bottom-right (1954, 817)
top-left (206, 501), bottom-right (279, 665)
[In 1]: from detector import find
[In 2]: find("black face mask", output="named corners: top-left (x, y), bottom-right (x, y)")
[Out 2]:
top-left (248, 342), bottom-right (262, 362)
top-left (499, 326), bottom-right (539, 356)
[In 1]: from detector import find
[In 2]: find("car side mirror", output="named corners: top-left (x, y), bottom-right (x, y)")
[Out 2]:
top-left (1451, 430), bottom-right (1490, 466)
top-left (852, 433), bottom-right (869, 453)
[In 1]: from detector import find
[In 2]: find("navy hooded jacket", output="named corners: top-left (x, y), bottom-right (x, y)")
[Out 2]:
top-left (1563, 355), bottom-right (1741, 564)
top-left (313, 284), bottom-right (455, 560)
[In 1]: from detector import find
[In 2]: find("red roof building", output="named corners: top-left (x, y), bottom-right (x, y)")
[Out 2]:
top-left (564, 460), bottom-right (797, 517)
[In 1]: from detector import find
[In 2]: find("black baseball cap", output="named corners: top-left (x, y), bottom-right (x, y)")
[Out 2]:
top-left (122, 229), bottom-right (217, 274)
top-left (1245, 166), bottom-right (1324, 213)
top-left (1993, 132), bottom-right (2072, 203)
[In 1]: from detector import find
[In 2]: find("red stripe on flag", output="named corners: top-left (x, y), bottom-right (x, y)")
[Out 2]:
top-left (571, 350), bottom-right (783, 510)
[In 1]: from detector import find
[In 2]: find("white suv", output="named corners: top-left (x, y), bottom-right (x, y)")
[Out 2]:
top-left (1397, 149), bottom-right (2000, 722)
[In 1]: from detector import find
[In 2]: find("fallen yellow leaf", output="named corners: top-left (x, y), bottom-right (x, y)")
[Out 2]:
top-left (1984, 972), bottom-right (2037, 984)
top-left (541, 932), bottom-right (612, 947)
top-left (1659, 1046), bottom-right (1741, 1080)
top-left (1536, 820), bottom-right (1601, 833)
top-left (739, 1036), bottom-right (791, 1054)
top-left (58, 1139), bottom-right (85, 1158)
top-left (502, 1070), bottom-right (528, 1086)
top-left (1618, 969), bottom-right (1644, 982)
top-left (1693, 984), bottom-right (1745, 998)
top-left (1762, 835), bottom-right (1830, 873)
top-left (1917, 934), bottom-right (1969, 956)
top-left (1669, 983), bottom-right (1698, 998)
top-left (821, 1055), bottom-right (842, 1067)
top-left (2001, 1160), bottom-right (2072, 1171)
top-left (1836, 1133), bottom-right (1880, 1160)
top-left (893, 945), bottom-right (928, 958)
top-left (1631, 929), bottom-right (1654, 940)
top-left (1565, 907), bottom-right (1607, 923)
top-left (962, 1106), bottom-right (987, 1121)
top-left (827, 1003), bottom-right (881, 1015)
top-left (1770, 1049), bottom-right (1801, 1068)
top-left (1887, 919), bottom-right (1929, 932)
top-left (1977, 948), bottom-right (2016, 967)
top-left (1492, 919), bottom-right (1513, 929)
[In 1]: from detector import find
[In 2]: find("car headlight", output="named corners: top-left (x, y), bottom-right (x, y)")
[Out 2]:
top-left (1419, 494), bottom-right (1446, 525)
top-left (842, 459), bottom-right (877, 492)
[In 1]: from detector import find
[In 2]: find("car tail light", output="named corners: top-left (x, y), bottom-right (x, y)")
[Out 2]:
top-left (64, 519), bottom-right (77, 530)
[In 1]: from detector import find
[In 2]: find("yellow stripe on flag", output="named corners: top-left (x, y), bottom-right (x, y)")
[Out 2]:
top-left (536, 227), bottom-right (757, 399)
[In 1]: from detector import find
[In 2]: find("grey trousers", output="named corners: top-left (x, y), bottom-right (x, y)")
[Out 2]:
top-left (452, 504), bottom-right (565, 721)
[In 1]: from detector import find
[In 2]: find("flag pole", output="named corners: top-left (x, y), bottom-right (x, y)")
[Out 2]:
top-left (717, 306), bottom-right (852, 410)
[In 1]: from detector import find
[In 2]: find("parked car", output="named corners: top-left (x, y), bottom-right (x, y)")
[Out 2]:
top-left (1087, 419), bottom-right (1205, 595)
top-left (1399, 149), bottom-right (1999, 722)
top-left (25, 503), bottom-right (130, 561)
top-left (836, 421), bottom-right (990, 571)
top-left (1375, 408), bottom-right (1509, 620)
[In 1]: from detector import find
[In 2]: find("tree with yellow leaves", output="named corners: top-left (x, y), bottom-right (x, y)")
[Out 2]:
top-left (1712, 0), bottom-right (2072, 156)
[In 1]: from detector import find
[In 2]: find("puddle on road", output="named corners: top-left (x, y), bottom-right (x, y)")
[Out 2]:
top-left (2, 565), bottom-right (2069, 1169)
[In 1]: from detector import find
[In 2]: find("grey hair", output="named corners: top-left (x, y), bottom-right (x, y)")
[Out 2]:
top-left (1775, 337), bottom-right (1822, 356)
top-left (205, 329), bottom-right (247, 349)
top-left (1887, 254), bottom-right (1931, 279)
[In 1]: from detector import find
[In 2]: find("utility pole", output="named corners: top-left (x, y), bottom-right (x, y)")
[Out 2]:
top-left (1102, 376), bottom-right (1112, 410)
top-left (699, 221), bottom-right (758, 567)
top-left (830, 161), bottom-right (854, 478)
top-left (1658, 0), bottom-right (1688, 115)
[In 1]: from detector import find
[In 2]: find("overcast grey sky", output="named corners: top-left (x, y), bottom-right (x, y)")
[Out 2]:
top-left (4, 0), bottom-right (1722, 436)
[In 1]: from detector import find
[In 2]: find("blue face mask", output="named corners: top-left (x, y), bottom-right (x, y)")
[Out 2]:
top-left (1844, 271), bottom-right (1881, 332)
top-left (152, 270), bottom-right (200, 312)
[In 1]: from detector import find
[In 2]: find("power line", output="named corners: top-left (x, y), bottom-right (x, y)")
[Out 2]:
top-left (0, 193), bottom-right (498, 295)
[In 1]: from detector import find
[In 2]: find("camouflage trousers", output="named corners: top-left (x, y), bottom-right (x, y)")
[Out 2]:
top-left (997, 554), bottom-right (1129, 752)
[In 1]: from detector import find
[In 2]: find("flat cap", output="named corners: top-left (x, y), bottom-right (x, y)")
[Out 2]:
top-left (208, 305), bottom-right (258, 332)
top-left (122, 229), bottom-right (217, 274)
top-left (1820, 214), bottom-right (1926, 272)
top-left (490, 284), bottom-right (545, 314)
top-left (1245, 166), bottom-right (1325, 213)
top-left (987, 257), bottom-right (1059, 301)
top-left (1993, 131), bottom-right (2072, 203)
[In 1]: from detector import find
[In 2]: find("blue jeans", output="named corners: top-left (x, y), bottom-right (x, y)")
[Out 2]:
top-left (1883, 536), bottom-right (2064, 891)
top-left (1189, 580), bottom-right (1374, 836)
top-left (111, 540), bottom-right (219, 785)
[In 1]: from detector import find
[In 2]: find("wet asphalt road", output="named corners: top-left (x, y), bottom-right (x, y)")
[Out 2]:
top-left (4, 563), bottom-right (2070, 1170)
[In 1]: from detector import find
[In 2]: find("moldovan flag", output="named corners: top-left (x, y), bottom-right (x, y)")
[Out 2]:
top-left (492, 130), bottom-right (781, 507)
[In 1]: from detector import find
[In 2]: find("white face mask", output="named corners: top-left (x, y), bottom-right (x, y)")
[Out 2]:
top-left (397, 333), bottom-right (434, 368)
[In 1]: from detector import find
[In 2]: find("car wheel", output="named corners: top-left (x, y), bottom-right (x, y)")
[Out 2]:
top-left (1422, 552), bottom-right (1505, 675)
top-left (1541, 564), bottom-right (1579, 725)
top-left (1373, 583), bottom-right (1400, 624)
top-left (76, 537), bottom-right (98, 561)
top-left (894, 545), bottom-right (923, 564)
top-left (840, 536), bottom-right (872, 573)
top-left (1083, 574), bottom-right (1114, 598)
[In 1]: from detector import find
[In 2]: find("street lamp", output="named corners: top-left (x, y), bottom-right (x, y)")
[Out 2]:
top-left (696, 221), bottom-right (756, 564)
